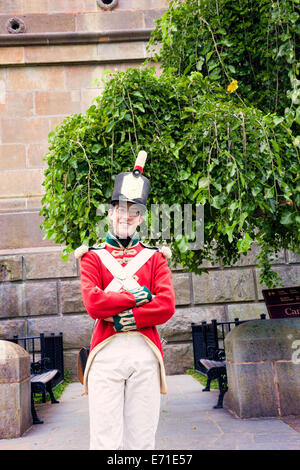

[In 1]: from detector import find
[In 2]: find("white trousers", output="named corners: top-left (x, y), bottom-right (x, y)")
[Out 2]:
top-left (88, 332), bottom-right (161, 450)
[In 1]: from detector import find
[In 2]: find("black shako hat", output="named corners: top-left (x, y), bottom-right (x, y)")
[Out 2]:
top-left (111, 150), bottom-right (150, 210)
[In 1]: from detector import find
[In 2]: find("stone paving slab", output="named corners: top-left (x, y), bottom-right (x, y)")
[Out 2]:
top-left (0, 375), bottom-right (299, 450)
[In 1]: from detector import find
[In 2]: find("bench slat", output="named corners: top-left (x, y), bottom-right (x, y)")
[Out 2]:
top-left (31, 370), bottom-right (59, 384)
top-left (200, 359), bottom-right (226, 369)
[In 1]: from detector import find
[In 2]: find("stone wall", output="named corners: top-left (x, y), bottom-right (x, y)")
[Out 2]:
top-left (0, 0), bottom-right (166, 247)
top-left (0, 245), bottom-right (299, 378)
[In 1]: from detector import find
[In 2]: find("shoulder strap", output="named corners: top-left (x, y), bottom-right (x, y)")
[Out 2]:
top-left (94, 248), bottom-right (125, 280)
top-left (93, 247), bottom-right (156, 292)
top-left (122, 248), bottom-right (156, 278)
top-left (93, 247), bottom-right (156, 279)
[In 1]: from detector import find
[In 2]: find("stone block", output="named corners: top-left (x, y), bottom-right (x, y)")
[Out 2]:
top-left (224, 318), bottom-right (300, 417)
top-left (0, 255), bottom-right (24, 282)
top-left (225, 361), bottom-right (278, 418)
top-left (81, 88), bottom-right (104, 112)
top-left (225, 318), bottom-right (300, 363)
top-left (118, 0), bottom-right (170, 8)
top-left (0, 211), bottom-right (56, 249)
top-left (64, 64), bottom-right (106, 89)
top-left (158, 305), bottom-right (226, 342)
top-left (227, 302), bottom-right (268, 322)
top-left (27, 143), bottom-right (49, 168)
top-left (35, 91), bottom-right (80, 116)
top-left (0, 13), bottom-right (76, 33)
top-left (0, 320), bottom-right (26, 339)
top-left (1, 118), bottom-right (49, 144)
top-left (0, 340), bottom-right (31, 438)
top-left (193, 268), bottom-right (256, 304)
top-left (25, 44), bottom-right (98, 65)
top-left (144, 9), bottom-right (167, 28)
top-left (0, 91), bottom-right (34, 118)
top-left (0, 47), bottom-right (24, 65)
top-left (256, 265), bottom-right (300, 300)
top-left (0, 340), bottom-right (29, 383)
top-left (0, 198), bottom-right (27, 211)
top-left (98, 41), bottom-right (146, 62)
top-left (0, 282), bottom-right (25, 318)
top-left (64, 62), bottom-right (143, 90)
top-left (171, 272), bottom-right (191, 306)
top-left (0, 169), bottom-right (44, 197)
top-left (276, 362), bottom-right (300, 416)
top-left (0, 144), bottom-right (26, 169)
top-left (76, 11), bottom-right (144, 31)
top-left (7, 66), bottom-right (65, 92)
top-left (48, 115), bottom-right (70, 132)
top-left (0, 1), bottom-right (24, 14)
top-left (63, 348), bottom-right (80, 380)
top-left (25, 250), bottom-right (78, 279)
top-left (27, 314), bottom-right (94, 349)
top-left (25, 281), bottom-right (58, 316)
top-left (49, 0), bottom-right (84, 13)
top-left (162, 342), bottom-right (194, 375)
top-left (287, 250), bottom-right (300, 264)
top-left (17, 0), bottom-right (49, 14)
top-left (61, 280), bottom-right (86, 313)
top-left (26, 197), bottom-right (43, 209)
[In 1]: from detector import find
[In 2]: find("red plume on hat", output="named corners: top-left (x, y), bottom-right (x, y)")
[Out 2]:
top-left (111, 151), bottom-right (150, 210)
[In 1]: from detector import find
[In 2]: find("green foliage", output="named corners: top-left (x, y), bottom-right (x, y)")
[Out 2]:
top-left (40, 68), bottom-right (299, 286)
top-left (40, 0), bottom-right (300, 288)
top-left (186, 368), bottom-right (218, 389)
top-left (33, 369), bottom-right (73, 403)
top-left (148, 0), bottom-right (299, 126)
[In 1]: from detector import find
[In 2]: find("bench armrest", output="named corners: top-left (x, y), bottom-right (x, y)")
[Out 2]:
top-left (30, 357), bottom-right (52, 374)
top-left (207, 346), bottom-right (225, 361)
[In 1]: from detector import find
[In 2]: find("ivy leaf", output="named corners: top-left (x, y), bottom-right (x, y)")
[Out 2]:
top-left (226, 180), bottom-right (235, 193)
top-left (280, 211), bottom-right (294, 225)
top-left (196, 57), bottom-right (205, 71)
top-left (198, 176), bottom-right (209, 189)
top-left (133, 103), bottom-right (145, 113)
top-left (237, 232), bottom-right (253, 253)
top-left (223, 222), bottom-right (237, 243)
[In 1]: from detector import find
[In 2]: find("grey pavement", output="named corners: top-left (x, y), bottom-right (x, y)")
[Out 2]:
top-left (0, 374), bottom-right (299, 450)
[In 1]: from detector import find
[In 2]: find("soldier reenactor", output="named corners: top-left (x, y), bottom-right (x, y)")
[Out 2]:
top-left (76, 151), bottom-right (175, 450)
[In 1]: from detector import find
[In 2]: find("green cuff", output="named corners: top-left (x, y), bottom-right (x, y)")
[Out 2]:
top-left (113, 309), bottom-right (137, 332)
top-left (130, 286), bottom-right (152, 307)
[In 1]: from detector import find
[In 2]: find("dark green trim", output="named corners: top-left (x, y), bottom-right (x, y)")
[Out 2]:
top-left (106, 230), bottom-right (139, 249)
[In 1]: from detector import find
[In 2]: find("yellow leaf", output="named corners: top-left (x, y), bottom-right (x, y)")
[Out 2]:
top-left (227, 80), bottom-right (238, 93)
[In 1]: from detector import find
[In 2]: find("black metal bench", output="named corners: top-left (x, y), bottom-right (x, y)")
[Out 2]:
top-left (191, 316), bottom-right (266, 409)
top-left (7, 332), bottom-right (64, 424)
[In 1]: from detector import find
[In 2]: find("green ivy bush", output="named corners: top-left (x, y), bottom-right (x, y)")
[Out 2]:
top-left (148, 0), bottom-right (299, 126)
top-left (40, 68), bottom-right (299, 286)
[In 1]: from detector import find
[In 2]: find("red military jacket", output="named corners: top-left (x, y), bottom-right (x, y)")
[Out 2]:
top-left (80, 231), bottom-right (175, 394)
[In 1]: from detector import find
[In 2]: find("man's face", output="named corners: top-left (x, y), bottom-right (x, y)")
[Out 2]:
top-left (108, 202), bottom-right (144, 239)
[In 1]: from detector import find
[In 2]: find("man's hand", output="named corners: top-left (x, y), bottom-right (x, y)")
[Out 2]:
top-left (103, 286), bottom-right (152, 323)
top-left (103, 316), bottom-right (114, 322)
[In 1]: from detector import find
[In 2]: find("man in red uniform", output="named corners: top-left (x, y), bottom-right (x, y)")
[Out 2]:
top-left (78, 151), bottom-right (175, 450)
